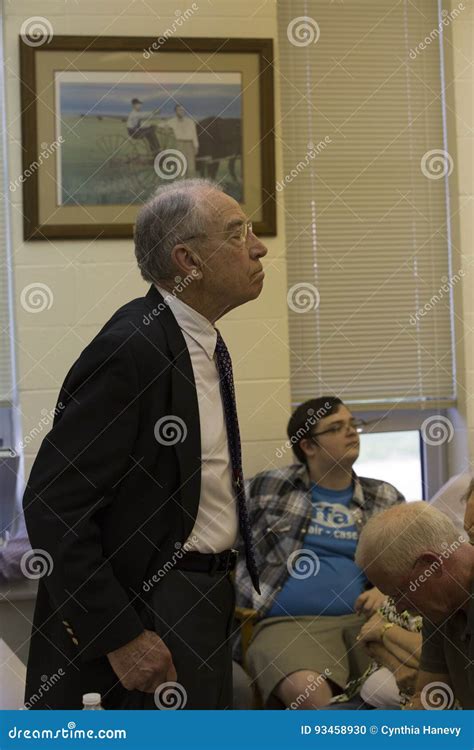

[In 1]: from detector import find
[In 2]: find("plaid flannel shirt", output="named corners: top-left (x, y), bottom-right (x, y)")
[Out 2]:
top-left (232, 464), bottom-right (405, 661)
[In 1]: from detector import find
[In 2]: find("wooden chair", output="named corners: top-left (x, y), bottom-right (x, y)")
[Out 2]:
top-left (233, 606), bottom-right (263, 708)
top-left (234, 606), bottom-right (259, 660)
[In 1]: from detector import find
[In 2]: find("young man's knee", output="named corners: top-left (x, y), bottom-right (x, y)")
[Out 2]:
top-left (274, 670), bottom-right (333, 708)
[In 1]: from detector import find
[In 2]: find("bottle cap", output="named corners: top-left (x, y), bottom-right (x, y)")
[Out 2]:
top-left (82, 692), bottom-right (102, 705)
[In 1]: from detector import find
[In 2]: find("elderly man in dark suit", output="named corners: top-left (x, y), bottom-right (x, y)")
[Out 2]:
top-left (22, 178), bottom-right (267, 710)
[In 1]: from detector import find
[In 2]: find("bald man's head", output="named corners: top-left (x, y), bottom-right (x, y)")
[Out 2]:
top-left (355, 502), bottom-right (471, 622)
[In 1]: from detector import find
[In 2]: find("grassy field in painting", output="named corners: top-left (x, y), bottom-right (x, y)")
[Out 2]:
top-left (59, 115), bottom-right (242, 206)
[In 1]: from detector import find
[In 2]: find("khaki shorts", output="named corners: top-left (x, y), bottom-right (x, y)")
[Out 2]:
top-left (245, 613), bottom-right (368, 706)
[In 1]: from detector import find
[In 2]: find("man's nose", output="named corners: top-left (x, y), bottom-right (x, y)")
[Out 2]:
top-left (249, 233), bottom-right (268, 259)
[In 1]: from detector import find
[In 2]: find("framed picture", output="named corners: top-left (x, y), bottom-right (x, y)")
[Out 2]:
top-left (19, 35), bottom-right (276, 240)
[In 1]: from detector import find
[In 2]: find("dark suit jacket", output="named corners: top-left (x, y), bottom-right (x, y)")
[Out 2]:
top-left (22, 285), bottom-right (206, 709)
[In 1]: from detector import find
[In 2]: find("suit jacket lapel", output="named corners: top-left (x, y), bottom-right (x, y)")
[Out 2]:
top-left (144, 285), bottom-right (201, 539)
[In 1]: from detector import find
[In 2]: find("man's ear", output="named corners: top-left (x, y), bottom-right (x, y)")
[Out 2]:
top-left (413, 552), bottom-right (444, 578)
top-left (171, 244), bottom-right (203, 280)
top-left (299, 437), bottom-right (316, 460)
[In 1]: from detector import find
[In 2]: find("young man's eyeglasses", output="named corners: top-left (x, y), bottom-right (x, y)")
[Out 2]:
top-left (310, 418), bottom-right (365, 439)
top-left (181, 220), bottom-right (253, 244)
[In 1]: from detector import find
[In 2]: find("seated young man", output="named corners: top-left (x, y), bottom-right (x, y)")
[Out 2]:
top-left (233, 396), bottom-right (405, 709)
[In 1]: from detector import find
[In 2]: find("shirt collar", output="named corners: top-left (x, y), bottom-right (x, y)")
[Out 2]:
top-left (294, 464), bottom-right (364, 506)
top-left (351, 474), bottom-right (365, 508)
top-left (155, 284), bottom-right (217, 360)
top-left (292, 463), bottom-right (312, 489)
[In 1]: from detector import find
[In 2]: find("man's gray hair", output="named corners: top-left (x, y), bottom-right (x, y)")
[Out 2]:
top-left (355, 501), bottom-right (463, 578)
top-left (134, 178), bottom-right (222, 283)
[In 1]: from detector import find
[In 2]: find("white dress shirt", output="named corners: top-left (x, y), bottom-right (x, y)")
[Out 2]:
top-left (155, 285), bottom-right (238, 552)
top-left (167, 116), bottom-right (199, 150)
top-left (126, 110), bottom-right (146, 129)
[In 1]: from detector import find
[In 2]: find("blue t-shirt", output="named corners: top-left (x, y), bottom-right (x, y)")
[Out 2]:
top-left (267, 482), bottom-right (368, 617)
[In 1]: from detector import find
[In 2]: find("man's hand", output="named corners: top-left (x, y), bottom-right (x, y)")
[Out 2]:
top-left (393, 663), bottom-right (418, 695)
top-left (365, 644), bottom-right (417, 694)
top-left (463, 485), bottom-right (474, 543)
top-left (107, 629), bottom-right (177, 693)
top-left (402, 671), bottom-right (452, 710)
top-left (365, 641), bottom-right (398, 671)
top-left (355, 587), bottom-right (387, 618)
top-left (356, 612), bottom-right (386, 644)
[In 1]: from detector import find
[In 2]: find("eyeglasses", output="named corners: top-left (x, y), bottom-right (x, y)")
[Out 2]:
top-left (181, 220), bottom-right (253, 245)
top-left (310, 419), bottom-right (365, 439)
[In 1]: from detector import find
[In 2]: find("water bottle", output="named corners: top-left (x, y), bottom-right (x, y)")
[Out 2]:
top-left (82, 692), bottom-right (104, 710)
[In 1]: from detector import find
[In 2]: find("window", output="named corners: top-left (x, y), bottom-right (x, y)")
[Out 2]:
top-left (356, 430), bottom-right (423, 501)
top-left (352, 407), bottom-right (453, 500)
top-left (277, 0), bottom-right (457, 410)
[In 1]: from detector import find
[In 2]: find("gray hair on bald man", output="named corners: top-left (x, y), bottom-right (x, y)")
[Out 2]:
top-left (134, 178), bottom-right (222, 283)
top-left (355, 501), bottom-right (462, 578)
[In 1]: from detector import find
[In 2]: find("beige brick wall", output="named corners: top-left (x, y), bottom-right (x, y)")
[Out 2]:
top-left (6, 0), bottom-right (291, 483)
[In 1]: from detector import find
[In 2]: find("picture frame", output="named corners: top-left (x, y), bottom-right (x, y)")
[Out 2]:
top-left (19, 35), bottom-right (276, 240)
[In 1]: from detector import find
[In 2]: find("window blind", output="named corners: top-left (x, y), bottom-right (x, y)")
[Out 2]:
top-left (277, 0), bottom-right (457, 409)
